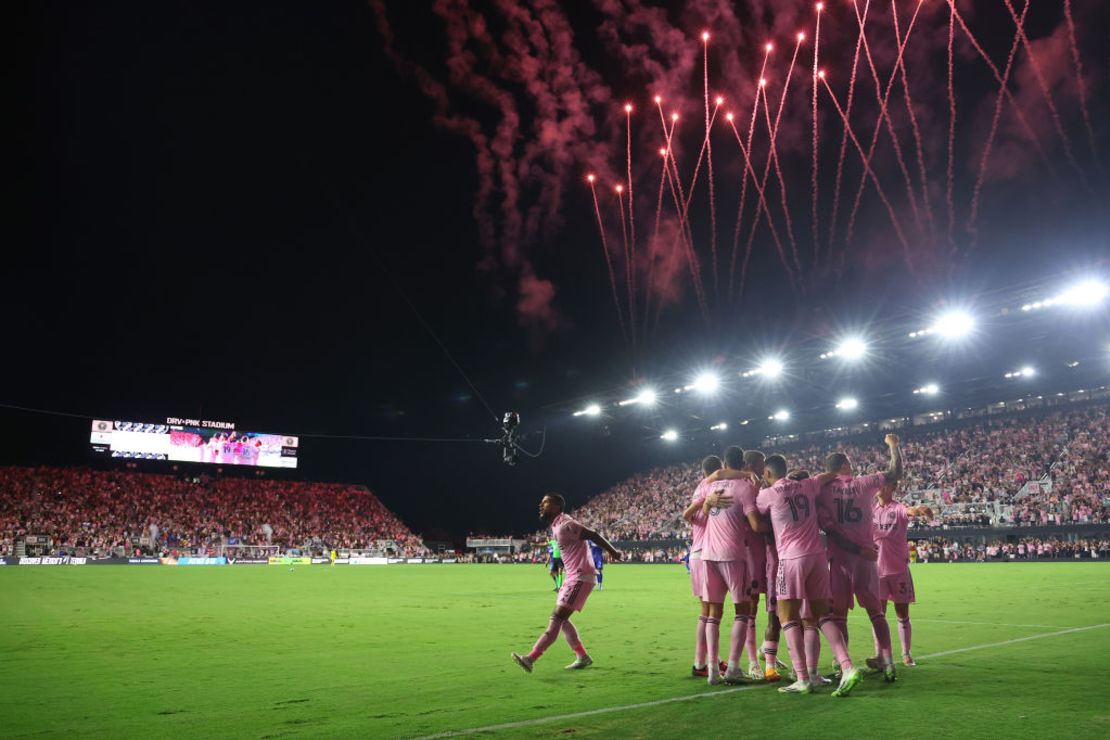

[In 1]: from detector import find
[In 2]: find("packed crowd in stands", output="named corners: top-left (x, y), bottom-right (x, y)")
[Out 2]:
top-left (563, 404), bottom-right (1109, 542)
top-left (912, 537), bottom-right (1110, 562)
top-left (0, 466), bottom-right (426, 558)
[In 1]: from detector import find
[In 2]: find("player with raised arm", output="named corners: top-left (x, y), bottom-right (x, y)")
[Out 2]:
top-left (819, 434), bottom-right (904, 682)
top-left (873, 481), bottom-right (932, 666)
top-left (757, 455), bottom-right (860, 697)
top-left (681, 455), bottom-right (727, 678)
top-left (513, 494), bottom-right (622, 672)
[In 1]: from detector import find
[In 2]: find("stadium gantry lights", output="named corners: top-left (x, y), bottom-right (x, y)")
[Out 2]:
top-left (913, 383), bottom-right (941, 396)
top-left (1003, 366), bottom-right (1036, 379)
top-left (908, 309), bottom-right (975, 340)
top-left (1021, 279), bottom-right (1108, 312)
top-left (835, 397), bottom-right (859, 410)
top-left (820, 336), bottom-right (868, 361)
top-left (573, 403), bottom-right (602, 417)
top-left (710, 422), bottom-right (728, 431)
top-left (618, 388), bottom-right (658, 407)
top-left (769, 409), bottom-right (790, 421)
top-left (687, 372), bottom-right (721, 394)
top-left (661, 429), bottom-right (679, 441)
top-left (743, 358), bottom-right (784, 378)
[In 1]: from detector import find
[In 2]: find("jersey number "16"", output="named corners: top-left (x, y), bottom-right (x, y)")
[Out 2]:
top-left (835, 498), bottom-right (863, 523)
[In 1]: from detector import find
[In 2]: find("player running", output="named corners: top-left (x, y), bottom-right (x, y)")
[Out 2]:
top-left (548, 537), bottom-right (564, 592)
top-left (757, 455), bottom-right (860, 697)
top-left (872, 481), bottom-right (932, 666)
top-left (513, 494), bottom-right (622, 672)
top-left (819, 434), bottom-right (904, 682)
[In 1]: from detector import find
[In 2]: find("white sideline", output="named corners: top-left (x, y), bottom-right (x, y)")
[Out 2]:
top-left (414, 623), bottom-right (1110, 739)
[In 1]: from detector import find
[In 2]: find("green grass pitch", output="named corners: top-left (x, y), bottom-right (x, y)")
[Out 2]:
top-left (2, 563), bottom-right (1108, 738)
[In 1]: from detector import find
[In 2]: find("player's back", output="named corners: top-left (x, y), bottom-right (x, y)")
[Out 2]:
top-left (822, 473), bottom-right (886, 553)
top-left (757, 477), bottom-right (824, 560)
top-left (689, 478), bottom-right (713, 553)
top-left (702, 478), bottom-right (757, 562)
top-left (873, 500), bottom-right (910, 576)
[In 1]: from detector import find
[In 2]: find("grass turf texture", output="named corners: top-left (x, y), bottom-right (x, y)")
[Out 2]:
top-left (1, 563), bottom-right (1108, 738)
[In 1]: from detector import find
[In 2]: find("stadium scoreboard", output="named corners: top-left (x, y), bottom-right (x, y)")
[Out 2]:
top-left (89, 418), bottom-right (299, 468)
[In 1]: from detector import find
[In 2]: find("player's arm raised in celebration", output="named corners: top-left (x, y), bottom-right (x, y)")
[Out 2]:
top-left (581, 526), bottom-right (623, 561)
top-left (883, 433), bottom-right (903, 484)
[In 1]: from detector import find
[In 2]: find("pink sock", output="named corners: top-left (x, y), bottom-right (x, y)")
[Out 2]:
top-left (870, 613), bottom-right (893, 663)
top-left (561, 619), bottom-right (587, 657)
top-left (898, 618), bottom-right (912, 655)
top-left (705, 617), bottom-right (721, 668)
top-left (783, 621), bottom-right (809, 682)
top-left (874, 630), bottom-right (882, 657)
top-left (819, 616), bottom-right (853, 670)
top-left (695, 616), bottom-right (708, 667)
top-left (729, 615), bottom-right (749, 668)
top-left (746, 618), bottom-right (759, 665)
top-left (528, 615), bottom-right (565, 661)
top-left (804, 624), bottom-right (822, 676)
top-left (836, 616), bottom-right (849, 648)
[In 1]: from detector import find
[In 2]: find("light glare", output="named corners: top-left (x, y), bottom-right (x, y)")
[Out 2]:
top-left (661, 429), bottom-right (679, 441)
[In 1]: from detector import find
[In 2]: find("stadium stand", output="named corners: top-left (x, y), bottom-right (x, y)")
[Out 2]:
top-left (560, 402), bottom-right (1109, 542)
top-left (0, 467), bottom-right (426, 558)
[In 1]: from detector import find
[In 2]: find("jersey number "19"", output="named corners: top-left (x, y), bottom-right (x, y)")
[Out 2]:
top-left (785, 495), bottom-right (810, 522)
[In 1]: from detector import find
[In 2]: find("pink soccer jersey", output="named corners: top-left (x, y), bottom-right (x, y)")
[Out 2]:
top-left (689, 479), bottom-right (712, 555)
top-left (873, 500), bottom-right (912, 577)
top-left (756, 477), bottom-right (825, 560)
top-left (550, 512), bottom-right (597, 581)
top-left (820, 472), bottom-right (887, 555)
top-left (701, 479), bottom-right (759, 562)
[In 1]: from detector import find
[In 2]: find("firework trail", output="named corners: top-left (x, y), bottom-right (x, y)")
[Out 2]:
top-left (820, 73), bottom-right (915, 274)
top-left (624, 104), bottom-right (637, 342)
top-left (616, 184), bottom-right (632, 339)
top-left (967, 0), bottom-right (1028, 247)
top-left (892, 0), bottom-right (935, 239)
top-left (588, 176), bottom-right (628, 343)
top-left (843, 0), bottom-right (925, 251)
top-left (849, 0), bottom-right (923, 238)
top-left (727, 113), bottom-right (795, 296)
top-left (811, 2), bottom-right (824, 263)
top-left (826, 2), bottom-right (868, 266)
top-left (645, 143), bottom-right (669, 333)
top-left (1063, 0), bottom-right (1100, 167)
top-left (1002, 0), bottom-right (1086, 186)
top-left (759, 84), bottom-right (801, 273)
top-left (702, 33), bottom-right (720, 299)
top-left (659, 114), bottom-right (710, 319)
top-left (946, 3), bottom-right (957, 252)
top-left (756, 36), bottom-right (805, 282)
top-left (946, 1), bottom-right (1052, 174)
top-left (728, 45), bottom-right (772, 296)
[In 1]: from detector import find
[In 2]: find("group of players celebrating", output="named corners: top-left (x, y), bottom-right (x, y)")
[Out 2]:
top-left (514, 434), bottom-right (929, 699)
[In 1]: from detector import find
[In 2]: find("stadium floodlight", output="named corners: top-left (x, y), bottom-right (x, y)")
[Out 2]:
top-left (933, 310), bottom-right (975, 339)
top-left (689, 372), bottom-right (720, 394)
top-left (618, 388), bottom-right (658, 407)
top-left (1003, 366), bottom-right (1036, 379)
top-left (913, 383), bottom-right (940, 395)
top-left (710, 422), bottom-right (728, 431)
top-left (573, 403), bottom-right (602, 417)
top-left (661, 429), bottom-right (679, 441)
top-left (836, 397), bottom-right (859, 410)
top-left (1057, 279), bottom-right (1108, 307)
top-left (827, 336), bottom-right (868, 361)
top-left (770, 409), bottom-right (790, 421)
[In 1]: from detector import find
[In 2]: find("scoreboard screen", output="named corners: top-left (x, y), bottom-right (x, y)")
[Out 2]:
top-left (89, 420), bottom-right (299, 468)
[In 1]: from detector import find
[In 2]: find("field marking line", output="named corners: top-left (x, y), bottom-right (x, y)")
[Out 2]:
top-left (413, 623), bottom-right (1110, 739)
top-left (847, 617), bottom-right (1066, 629)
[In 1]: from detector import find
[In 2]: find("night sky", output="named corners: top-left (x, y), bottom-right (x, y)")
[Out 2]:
top-left (10, 1), bottom-right (1110, 543)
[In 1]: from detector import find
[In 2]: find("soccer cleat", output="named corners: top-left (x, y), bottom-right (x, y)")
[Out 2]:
top-left (777, 679), bottom-right (812, 694)
top-left (748, 663), bottom-right (764, 681)
top-left (719, 660), bottom-right (729, 673)
top-left (831, 667), bottom-right (863, 697)
top-left (723, 668), bottom-right (755, 685)
top-left (865, 656), bottom-right (883, 672)
top-left (565, 654), bottom-right (593, 670)
top-left (512, 652), bottom-right (534, 673)
top-left (810, 673), bottom-right (833, 687)
top-left (691, 665), bottom-right (709, 678)
top-left (883, 664), bottom-right (897, 683)
top-left (902, 655), bottom-right (917, 667)
top-left (764, 666), bottom-right (783, 682)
